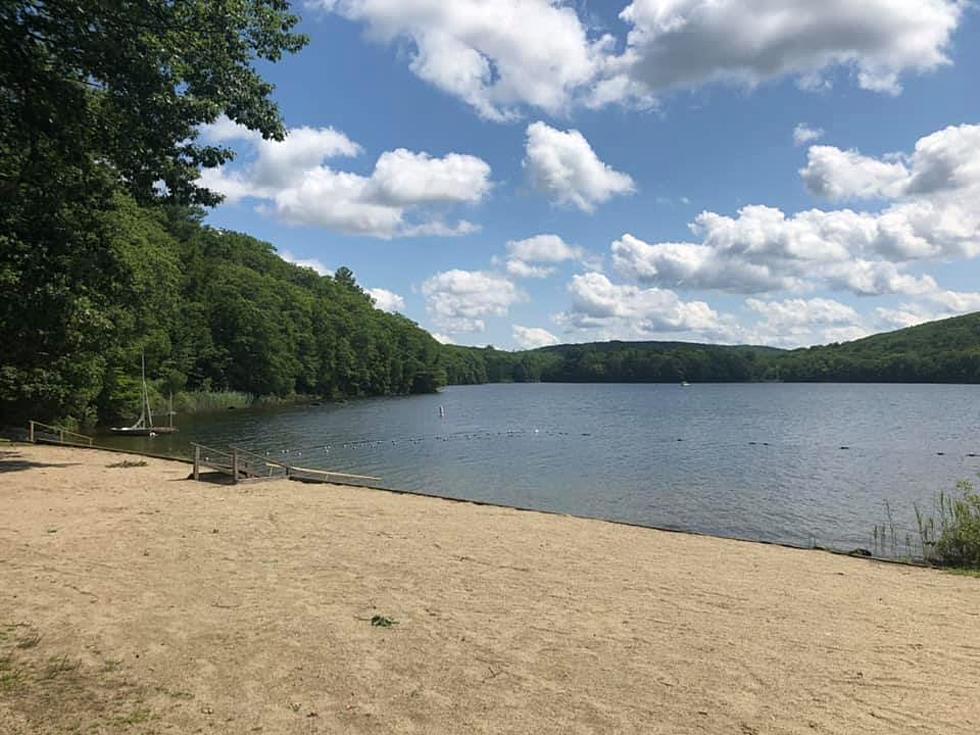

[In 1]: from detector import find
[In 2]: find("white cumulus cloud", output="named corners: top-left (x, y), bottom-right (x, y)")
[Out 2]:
top-left (799, 124), bottom-right (980, 260)
top-left (366, 287), bottom-right (406, 313)
top-left (802, 124), bottom-right (980, 201)
top-left (610, 212), bottom-right (937, 298)
top-left (793, 123), bottom-right (825, 146)
top-left (421, 269), bottom-right (523, 333)
top-left (524, 122), bottom-right (635, 212)
top-left (316, 0), bottom-right (966, 118)
top-left (609, 124), bottom-right (980, 301)
top-left (278, 249), bottom-right (332, 276)
top-left (800, 146), bottom-right (910, 201)
top-left (616, 0), bottom-right (964, 97)
top-left (745, 297), bottom-right (868, 346)
top-left (612, 233), bottom-right (796, 294)
top-left (370, 149), bottom-right (493, 205)
top-left (503, 234), bottom-right (585, 278)
top-left (198, 118), bottom-right (491, 239)
top-left (513, 325), bottom-right (560, 349)
top-left (316, 0), bottom-right (612, 120)
top-left (557, 272), bottom-right (733, 340)
top-left (875, 289), bottom-right (980, 330)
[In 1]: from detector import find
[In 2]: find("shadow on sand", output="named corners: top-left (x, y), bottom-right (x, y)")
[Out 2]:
top-left (0, 450), bottom-right (79, 474)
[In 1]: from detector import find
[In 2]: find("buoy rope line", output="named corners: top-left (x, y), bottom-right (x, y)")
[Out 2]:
top-left (235, 429), bottom-right (980, 463)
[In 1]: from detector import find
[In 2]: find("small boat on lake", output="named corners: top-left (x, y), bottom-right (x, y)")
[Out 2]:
top-left (681, 381), bottom-right (691, 387)
top-left (110, 353), bottom-right (177, 436)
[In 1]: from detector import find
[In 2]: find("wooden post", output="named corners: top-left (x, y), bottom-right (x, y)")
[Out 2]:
top-left (232, 448), bottom-right (239, 485)
top-left (59, 428), bottom-right (64, 444)
top-left (28, 421), bottom-right (34, 443)
top-left (193, 445), bottom-right (200, 481)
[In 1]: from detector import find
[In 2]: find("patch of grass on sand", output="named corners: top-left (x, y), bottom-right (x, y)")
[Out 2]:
top-left (110, 707), bottom-right (156, 726)
top-left (947, 567), bottom-right (980, 579)
top-left (15, 631), bottom-right (41, 650)
top-left (0, 652), bottom-right (26, 693)
top-left (0, 622), bottom-right (158, 732)
top-left (106, 459), bottom-right (148, 468)
top-left (370, 615), bottom-right (398, 628)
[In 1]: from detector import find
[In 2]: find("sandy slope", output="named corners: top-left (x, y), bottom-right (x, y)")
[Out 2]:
top-left (0, 444), bottom-right (978, 734)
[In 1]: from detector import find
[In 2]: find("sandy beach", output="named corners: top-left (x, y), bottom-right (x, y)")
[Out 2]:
top-left (1, 444), bottom-right (979, 734)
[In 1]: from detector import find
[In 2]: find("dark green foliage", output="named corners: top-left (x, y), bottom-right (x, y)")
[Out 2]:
top-left (537, 341), bottom-right (778, 383)
top-left (1, 0), bottom-right (310, 424)
top-left (440, 345), bottom-right (561, 385)
top-left (875, 480), bottom-right (980, 568)
top-left (446, 313), bottom-right (980, 386)
top-left (0, 201), bottom-right (446, 424)
top-left (775, 314), bottom-right (980, 383)
top-left (917, 481), bottom-right (980, 569)
top-left (441, 340), bottom-right (783, 384)
top-left (2, 0), bottom-right (307, 207)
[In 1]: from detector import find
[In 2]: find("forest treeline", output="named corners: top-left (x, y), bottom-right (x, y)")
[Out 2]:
top-left (0, 201), bottom-right (447, 425)
top-left (1, 1), bottom-right (449, 426)
top-left (441, 312), bottom-right (980, 386)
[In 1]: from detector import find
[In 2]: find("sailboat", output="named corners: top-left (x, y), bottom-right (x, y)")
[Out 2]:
top-left (110, 352), bottom-right (178, 436)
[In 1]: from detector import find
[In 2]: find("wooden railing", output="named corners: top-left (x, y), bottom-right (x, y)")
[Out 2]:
top-left (28, 420), bottom-right (94, 446)
top-left (191, 443), bottom-right (235, 481)
top-left (192, 442), bottom-right (379, 486)
top-left (228, 445), bottom-right (290, 481)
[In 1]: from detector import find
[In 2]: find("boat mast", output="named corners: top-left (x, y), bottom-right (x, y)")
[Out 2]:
top-left (142, 350), bottom-right (153, 428)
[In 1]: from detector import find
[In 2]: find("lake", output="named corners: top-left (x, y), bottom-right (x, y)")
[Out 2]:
top-left (99, 383), bottom-right (980, 553)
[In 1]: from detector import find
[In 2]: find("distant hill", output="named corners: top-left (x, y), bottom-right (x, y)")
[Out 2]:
top-left (775, 311), bottom-right (980, 383)
top-left (441, 312), bottom-right (980, 385)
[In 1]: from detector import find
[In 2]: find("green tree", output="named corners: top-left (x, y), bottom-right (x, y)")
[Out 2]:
top-left (1, 1), bottom-right (307, 423)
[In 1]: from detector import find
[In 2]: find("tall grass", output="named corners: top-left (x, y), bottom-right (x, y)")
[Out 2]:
top-left (872, 480), bottom-right (980, 569)
top-left (917, 480), bottom-right (980, 568)
top-left (153, 390), bottom-right (316, 417)
top-left (169, 390), bottom-right (253, 414)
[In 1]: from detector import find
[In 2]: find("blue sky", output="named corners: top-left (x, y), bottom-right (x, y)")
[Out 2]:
top-left (201, 0), bottom-right (980, 349)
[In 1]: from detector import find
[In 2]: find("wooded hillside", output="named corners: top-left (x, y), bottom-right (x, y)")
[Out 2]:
top-left (442, 313), bottom-right (980, 386)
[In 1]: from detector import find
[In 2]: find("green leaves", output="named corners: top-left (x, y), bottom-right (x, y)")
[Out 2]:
top-left (0, 1), bottom-right (309, 423)
top-left (2, 1), bottom-right (307, 205)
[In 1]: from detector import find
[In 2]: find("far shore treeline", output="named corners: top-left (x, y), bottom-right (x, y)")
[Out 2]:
top-left (444, 311), bottom-right (980, 387)
top-left (3, 1), bottom-right (980, 429)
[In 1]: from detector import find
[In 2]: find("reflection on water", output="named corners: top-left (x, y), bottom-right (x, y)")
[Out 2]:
top-left (97, 383), bottom-right (980, 551)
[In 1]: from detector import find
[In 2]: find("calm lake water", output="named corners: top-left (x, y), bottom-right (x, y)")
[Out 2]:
top-left (99, 383), bottom-right (980, 552)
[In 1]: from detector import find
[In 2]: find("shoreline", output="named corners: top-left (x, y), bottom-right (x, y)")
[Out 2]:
top-left (8, 440), bottom-right (920, 567)
top-left (2, 444), bottom-right (979, 733)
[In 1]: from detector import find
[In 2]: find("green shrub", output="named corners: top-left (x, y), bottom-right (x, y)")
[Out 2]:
top-left (170, 390), bottom-right (253, 414)
top-left (917, 480), bottom-right (980, 569)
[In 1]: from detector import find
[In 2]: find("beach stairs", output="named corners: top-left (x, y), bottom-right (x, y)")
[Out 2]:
top-left (191, 443), bottom-right (380, 487)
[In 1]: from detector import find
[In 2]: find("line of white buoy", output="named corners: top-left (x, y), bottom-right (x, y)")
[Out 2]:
top-left (249, 433), bottom-right (980, 461)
